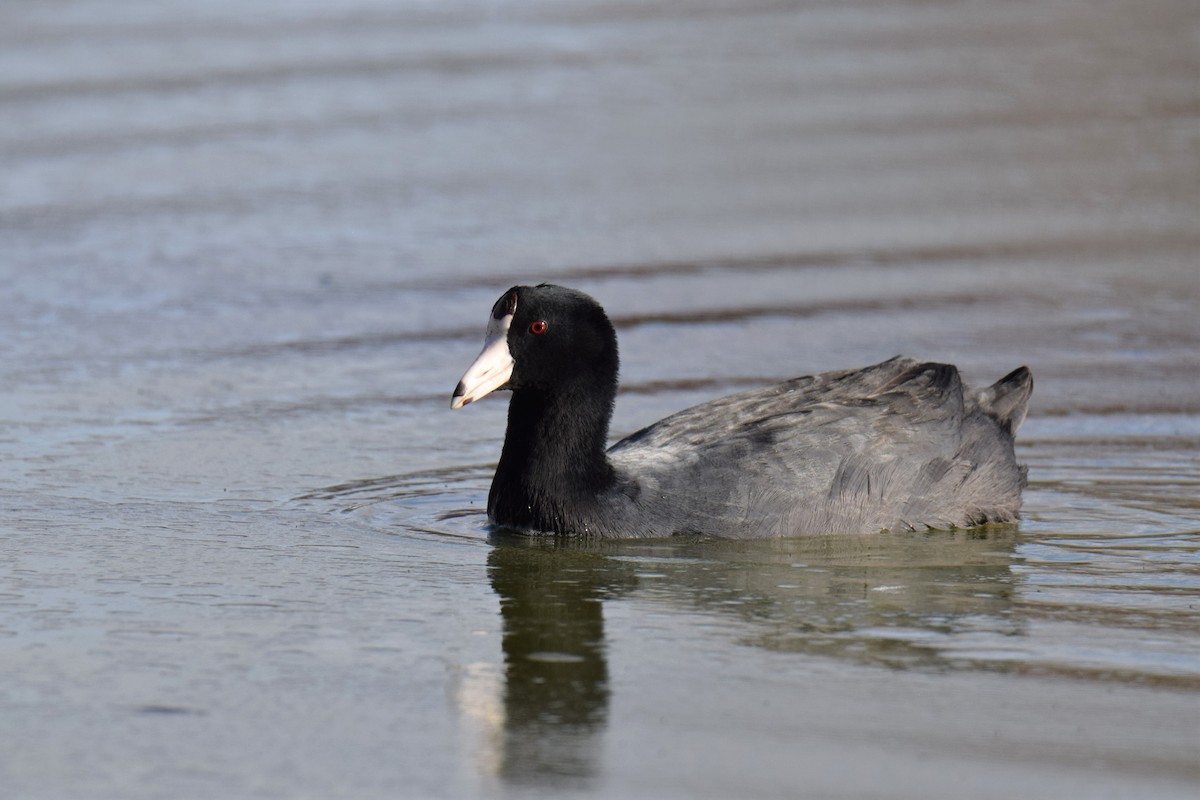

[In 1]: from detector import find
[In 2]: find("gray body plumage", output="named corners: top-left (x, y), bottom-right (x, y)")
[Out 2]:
top-left (601, 357), bottom-right (1032, 538)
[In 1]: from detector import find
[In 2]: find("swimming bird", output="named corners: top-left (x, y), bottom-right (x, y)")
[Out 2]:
top-left (451, 284), bottom-right (1033, 538)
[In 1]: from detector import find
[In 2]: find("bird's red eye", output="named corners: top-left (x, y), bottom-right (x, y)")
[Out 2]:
top-left (529, 320), bottom-right (548, 335)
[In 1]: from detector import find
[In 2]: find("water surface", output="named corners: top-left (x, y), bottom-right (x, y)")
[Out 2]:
top-left (2, 0), bottom-right (1198, 798)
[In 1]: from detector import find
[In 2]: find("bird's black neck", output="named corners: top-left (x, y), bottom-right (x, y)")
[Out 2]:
top-left (488, 382), bottom-right (617, 535)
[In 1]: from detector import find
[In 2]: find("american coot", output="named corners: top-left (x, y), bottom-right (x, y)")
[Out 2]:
top-left (452, 284), bottom-right (1033, 538)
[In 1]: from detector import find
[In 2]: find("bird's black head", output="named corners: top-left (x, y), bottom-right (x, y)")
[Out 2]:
top-left (452, 284), bottom-right (619, 408)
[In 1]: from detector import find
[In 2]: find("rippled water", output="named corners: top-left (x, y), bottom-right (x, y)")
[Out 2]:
top-left (303, 420), bottom-right (1200, 688)
top-left (3, 0), bottom-right (1199, 798)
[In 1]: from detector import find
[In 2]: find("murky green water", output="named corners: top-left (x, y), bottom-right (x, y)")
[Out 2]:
top-left (3, 0), bottom-right (1198, 798)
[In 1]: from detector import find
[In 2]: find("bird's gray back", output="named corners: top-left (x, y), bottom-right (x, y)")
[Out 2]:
top-left (607, 358), bottom-right (1025, 537)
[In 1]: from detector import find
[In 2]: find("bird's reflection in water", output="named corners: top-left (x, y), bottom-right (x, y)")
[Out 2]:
top-left (484, 526), bottom-right (1021, 786)
top-left (486, 536), bottom-right (637, 788)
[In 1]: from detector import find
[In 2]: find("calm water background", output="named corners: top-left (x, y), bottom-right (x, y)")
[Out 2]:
top-left (3, 1), bottom-right (1198, 798)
